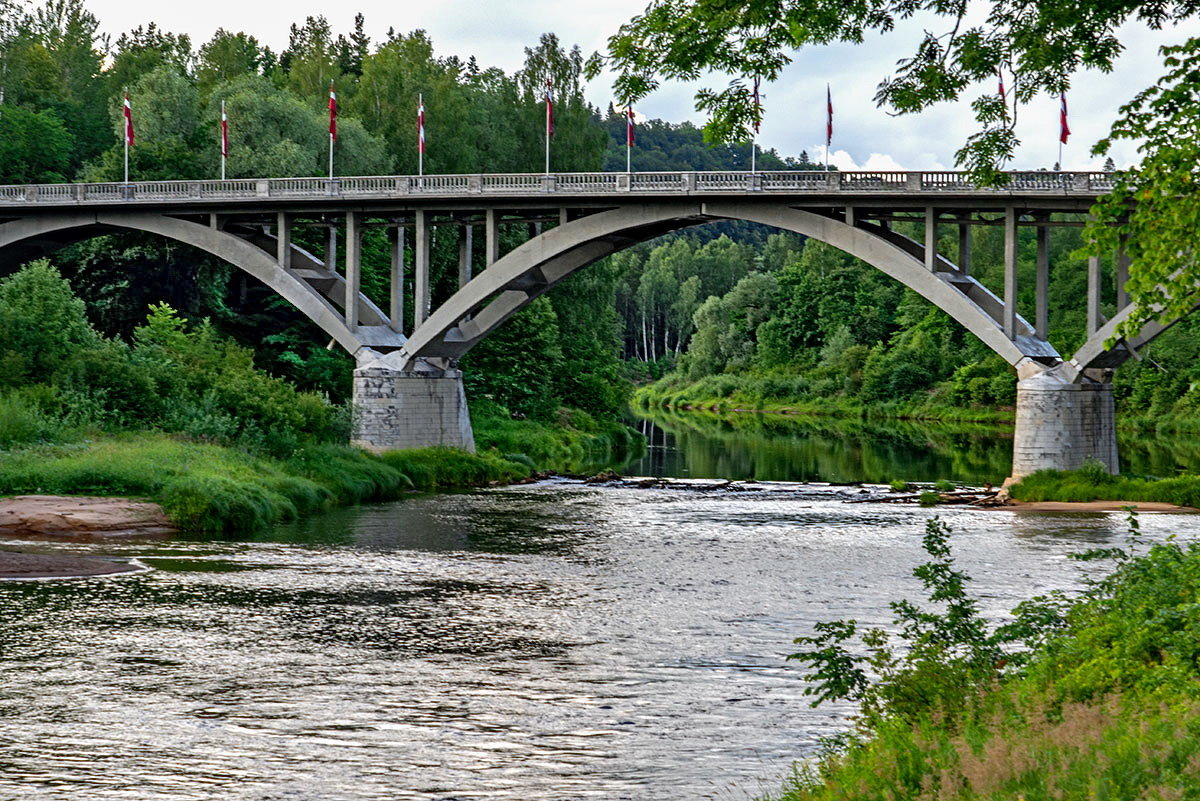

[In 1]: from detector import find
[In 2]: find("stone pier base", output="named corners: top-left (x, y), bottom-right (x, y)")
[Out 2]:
top-left (352, 367), bottom-right (475, 453)
top-left (1010, 371), bottom-right (1117, 480)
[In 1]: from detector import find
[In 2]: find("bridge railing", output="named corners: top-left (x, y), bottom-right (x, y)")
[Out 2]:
top-left (0, 170), bottom-right (1116, 206)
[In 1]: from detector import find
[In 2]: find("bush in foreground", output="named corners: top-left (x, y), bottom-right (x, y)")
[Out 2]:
top-left (777, 516), bottom-right (1200, 800)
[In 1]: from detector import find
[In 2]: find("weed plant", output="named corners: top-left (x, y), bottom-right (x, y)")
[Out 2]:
top-left (776, 515), bottom-right (1200, 800)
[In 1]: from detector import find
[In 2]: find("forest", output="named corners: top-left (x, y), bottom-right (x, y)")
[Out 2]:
top-left (1, 0), bottom-right (1196, 451)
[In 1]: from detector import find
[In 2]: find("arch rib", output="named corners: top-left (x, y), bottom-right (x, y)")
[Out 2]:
top-left (0, 212), bottom-right (373, 358)
top-left (377, 201), bottom-right (1057, 373)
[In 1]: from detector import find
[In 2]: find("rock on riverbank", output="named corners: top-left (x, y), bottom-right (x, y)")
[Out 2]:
top-left (0, 495), bottom-right (171, 579)
top-left (0, 495), bottom-right (175, 540)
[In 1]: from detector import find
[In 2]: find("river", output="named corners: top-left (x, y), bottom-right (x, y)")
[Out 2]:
top-left (2, 411), bottom-right (1197, 800)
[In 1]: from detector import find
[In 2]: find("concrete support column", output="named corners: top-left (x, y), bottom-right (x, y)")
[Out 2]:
top-left (389, 223), bottom-right (405, 334)
top-left (485, 208), bottom-right (500, 267)
top-left (1010, 371), bottom-right (1118, 479)
top-left (1087, 254), bottom-right (1103, 336)
top-left (1003, 207), bottom-right (1018, 338)
top-left (351, 367), bottom-right (475, 453)
top-left (326, 221), bottom-right (338, 272)
top-left (1035, 219), bottom-right (1049, 339)
top-left (845, 206), bottom-right (856, 227)
top-left (957, 215), bottom-right (971, 275)
top-left (414, 210), bottom-right (430, 327)
top-left (924, 206), bottom-right (937, 271)
top-left (345, 211), bottom-right (361, 329)
top-left (276, 212), bottom-right (291, 268)
top-left (1116, 241), bottom-right (1131, 311)
top-left (458, 220), bottom-right (473, 288)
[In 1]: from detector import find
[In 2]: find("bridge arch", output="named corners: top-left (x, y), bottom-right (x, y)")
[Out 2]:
top-left (378, 200), bottom-right (1059, 374)
top-left (0, 212), bottom-right (383, 357)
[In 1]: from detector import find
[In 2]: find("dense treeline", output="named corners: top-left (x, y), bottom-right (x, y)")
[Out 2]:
top-left (0, 0), bottom-right (808, 426)
top-left (0, 0), bottom-right (631, 417)
top-left (632, 219), bottom-right (1200, 428)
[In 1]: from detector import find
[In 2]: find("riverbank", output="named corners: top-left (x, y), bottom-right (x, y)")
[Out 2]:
top-left (0, 410), bottom-right (641, 539)
top-left (1009, 465), bottom-right (1200, 508)
top-left (773, 523), bottom-right (1200, 801)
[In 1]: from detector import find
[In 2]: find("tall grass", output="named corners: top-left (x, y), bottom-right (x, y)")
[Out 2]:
top-left (0, 432), bottom-right (532, 532)
top-left (1010, 462), bottom-right (1200, 507)
top-left (772, 522), bottom-right (1200, 801)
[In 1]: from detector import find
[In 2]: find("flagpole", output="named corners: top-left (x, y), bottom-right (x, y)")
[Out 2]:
top-left (628, 106), bottom-right (638, 173)
top-left (544, 82), bottom-right (551, 176)
top-left (123, 88), bottom-right (129, 185)
top-left (825, 84), bottom-right (831, 172)
top-left (220, 100), bottom-right (226, 181)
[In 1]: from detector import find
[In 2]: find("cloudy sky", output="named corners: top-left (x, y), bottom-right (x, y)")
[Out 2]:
top-left (81, 0), bottom-right (1200, 171)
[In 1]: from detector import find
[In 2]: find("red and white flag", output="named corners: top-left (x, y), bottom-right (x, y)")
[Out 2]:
top-left (220, 100), bottom-right (229, 157)
top-left (752, 77), bottom-right (762, 134)
top-left (545, 79), bottom-right (554, 138)
top-left (418, 95), bottom-right (426, 153)
top-left (328, 83), bottom-right (337, 141)
top-left (825, 84), bottom-right (833, 149)
top-left (997, 68), bottom-right (1006, 104)
top-left (626, 105), bottom-right (635, 146)
top-left (123, 91), bottom-right (134, 146)
top-left (1059, 92), bottom-right (1070, 144)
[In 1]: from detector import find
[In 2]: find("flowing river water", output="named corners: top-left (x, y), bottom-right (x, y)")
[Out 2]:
top-left (3, 411), bottom-right (1200, 800)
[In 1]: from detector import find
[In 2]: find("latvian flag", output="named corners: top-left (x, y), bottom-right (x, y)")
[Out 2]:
top-left (626, 105), bottom-right (635, 146)
top-left (221, 101), bottom-right (229, 157)
top-left (124, 92), bottom-right (134, 146)
top-left (1059, 93), bottom-right (1070, 144)
top-left (418, 95), bottom-right (426, 153)
top-left (545, 79), bottom-right (554, 137)
top-left (328, 83), bottom-right (337, 140)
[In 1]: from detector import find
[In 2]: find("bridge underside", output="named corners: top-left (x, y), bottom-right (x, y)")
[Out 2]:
top-left (0, 184), bottom-right (1170, 478)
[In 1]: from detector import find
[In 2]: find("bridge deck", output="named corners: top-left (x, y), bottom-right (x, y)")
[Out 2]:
top-left (0, 171), bottom-right (1110, 211)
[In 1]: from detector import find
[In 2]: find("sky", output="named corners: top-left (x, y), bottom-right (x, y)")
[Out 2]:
top-left (78, 0), bottom-right (1200, 172)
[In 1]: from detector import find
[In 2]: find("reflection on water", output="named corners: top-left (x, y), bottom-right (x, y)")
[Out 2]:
top-left (623, 408), bottom-right (1200, 484)
top-left (3, 477), bottom-right (1193, 800)
top-left (622, 410), bottom-right (1014, 484)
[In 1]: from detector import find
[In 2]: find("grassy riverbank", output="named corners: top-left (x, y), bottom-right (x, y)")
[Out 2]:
top-left (1009, 463), bottom-right (1200, 508)
top-left (775, 520), bottom-right (1200, 800)
top-left (0, 406), bottom-right (640, 533)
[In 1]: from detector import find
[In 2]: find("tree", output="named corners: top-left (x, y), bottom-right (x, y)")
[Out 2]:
top-left (196, 29), bottom-right (264, 97)
top-left (0, 260), bottom-right (99, 383)
top-left (1086, 37), bottom-right (1200, 345)
top-left (0, 105), bottom-right (74, 183)
top-left (597, 1), bottom-right (1198, 183)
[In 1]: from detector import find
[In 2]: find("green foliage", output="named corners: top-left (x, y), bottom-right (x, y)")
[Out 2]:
top-left (888, 479), bottom-right (909, 492)
top-left (599, 1), bottom-right (1197, 179)
top-left (917, 490), bottom-right (940, 506)
top-left (777, 522), bottom-right (1200, 801)
top-left (1009, 465), bottom-right (1200, 508)
top-left (0, 104), bottom-right (74, 183)
top-left (0, 260), bottom-right (99, 383)
top-left (1087, 37), bottom-right (1200, 346)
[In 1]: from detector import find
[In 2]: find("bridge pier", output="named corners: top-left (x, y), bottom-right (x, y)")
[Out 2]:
top-left (351, 367), bottom-right (475, 453)
top-left (1010, 369), bottom-right (1118, 480)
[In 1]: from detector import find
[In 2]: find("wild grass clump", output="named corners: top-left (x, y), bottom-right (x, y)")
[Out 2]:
top-left (773, 517), bottom-right (1200, 801)
top-left (1010, 460), bottom-right (1200, 508)
top-left (377, 447), bottom-right (529, 490)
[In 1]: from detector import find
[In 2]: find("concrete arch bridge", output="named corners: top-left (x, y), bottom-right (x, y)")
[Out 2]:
top-left (0, 170), bottom-right (1162, 478)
